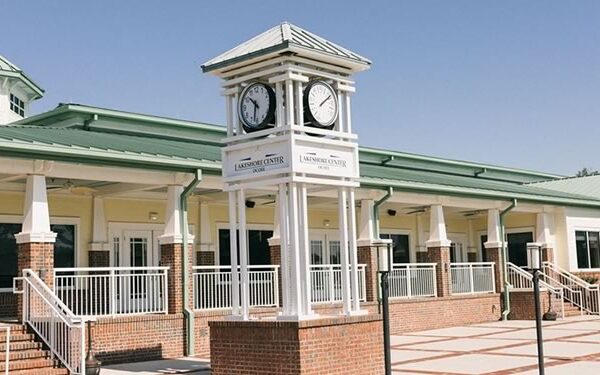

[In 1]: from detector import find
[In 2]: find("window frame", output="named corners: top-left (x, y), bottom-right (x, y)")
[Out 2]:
top-left (0, 215), bottom-right (80, 292)
top-left (574, 229), bottom-right (600, 270)
top-left (9, 93), bottom-right (25, 117)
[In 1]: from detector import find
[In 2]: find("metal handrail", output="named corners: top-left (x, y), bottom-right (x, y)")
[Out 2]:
top-left (14, 269), bottom-right (85, 374)
top-left (507, 262), bottom-right (565, 318)
top-left (542, 262), bottom-right (599, 315)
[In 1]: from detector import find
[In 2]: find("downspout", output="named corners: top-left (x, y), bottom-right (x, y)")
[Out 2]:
top-left (373, 187), bottom-right (394, 240)
top-left (181, 170), bottom-right (201, 356)
top-left (500, 198), bottom-right (517, 321)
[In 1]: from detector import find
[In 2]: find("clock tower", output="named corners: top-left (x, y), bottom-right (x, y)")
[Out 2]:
top-left (203, 21), bottom-right (371, 320)
top-left (203, 23), bottom-right (383, 374)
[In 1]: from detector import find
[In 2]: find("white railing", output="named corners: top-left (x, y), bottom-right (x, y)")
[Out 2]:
top-left (193, 265), bottom-right (279, 310)
top-left (0, 325), bottom-right (10, 375)
top-left (389, 263), bottom-right (437, 299)
top-left (310, 264), bottom-right (366, 304)
top-left (14, 269), bottom-right (85, 374)
top-left (54, 267), bottom-right (169, 318)
top-left (450, 262), bottom-right (495, 295)
top-left (507, 262), bottom-right (565, 318)
top-left (542, 261), bottom-right (599, 315)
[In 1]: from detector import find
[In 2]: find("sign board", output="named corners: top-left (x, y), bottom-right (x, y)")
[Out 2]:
top-left (223, 136), bottom-right (358, 183)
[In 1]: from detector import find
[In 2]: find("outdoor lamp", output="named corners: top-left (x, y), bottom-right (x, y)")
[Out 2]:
top-left (527, 243), bottom-right (543, 270)
top-left (372, 238), bottom-right (393, 375)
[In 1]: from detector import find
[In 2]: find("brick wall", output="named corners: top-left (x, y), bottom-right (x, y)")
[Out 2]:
top-left (160, 243), bottom-right (193, 314)
top-left (88, 250), bottom-right (110, 267)
top-left (426, 246), bottom-right (451, 297)
top-left (357, 246), bottom-right (378, 302)
top-left (0, 293), bottom-right (17, 317)
top-left (485, 248), bottom-right (503, 293)
top-left (90, 314), bottom-right (186, 364)
top-left (508, 290), bottom-right (552, 320)
top-left (210, 315), bottom-right (384, 375)
top-left (196, 251), bottom-right (215, 266)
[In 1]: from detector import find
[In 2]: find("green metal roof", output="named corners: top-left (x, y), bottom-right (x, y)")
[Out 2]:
top-left (529, 175), bottom-right (600, 200)
top-left (360, 164), bottom-right (600, 207)
top-left (202, 22), bottom-right (371, 73)
top-left (0, 126), bottom-right (221, 172)
top-left (0, 55), bottom-right (44, 98)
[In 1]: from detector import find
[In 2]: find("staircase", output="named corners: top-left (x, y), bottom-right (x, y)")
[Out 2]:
top-left (542, 261), bottom-right (600, 316)
top-left (0, 322), bottom-right (68, 374)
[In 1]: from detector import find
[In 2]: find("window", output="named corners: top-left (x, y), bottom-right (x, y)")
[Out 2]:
top-left (575, 231), bottom-right (600, 269)
top-left (0, 223), bottom-right (76, 288)
top-left (218, 229), bottom-right (273, 266)
top-left (9, 94), bottom-right (25, 117)
top-left (380, 233), bottom-right (410, 264)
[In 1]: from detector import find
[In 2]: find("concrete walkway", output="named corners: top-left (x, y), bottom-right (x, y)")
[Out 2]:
top-left (391, 315), bottom-right (600, 374)
top-left (102, 358), bottom-right (210, 374)
top-left (100, 316), bottom-right (600, 374)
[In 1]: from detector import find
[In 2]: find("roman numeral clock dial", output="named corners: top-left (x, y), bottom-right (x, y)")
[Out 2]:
top-left (238, 82), bottom-right (276, 133)
top-left (304, 80), bottom-right (339, 129)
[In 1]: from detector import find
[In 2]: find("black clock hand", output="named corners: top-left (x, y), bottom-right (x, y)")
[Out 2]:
top-left (319, 95), bottom-right (331, 107)
top-left (249, 98), bottom-right (260, 109)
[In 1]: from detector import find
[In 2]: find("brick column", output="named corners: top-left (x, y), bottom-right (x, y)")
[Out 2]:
top-left (357, 246), bottom-right (378, 302)
top-left (269, 245), bottom-right (283, 307)
top-left (16, 242), bottom-right (55, 320)
top-left (160, 243), bottom-right (194, 314)
top-left (485, 247), bottom-right (503, 294)
top-left (426, 246), bottom-right (451, 297)
top-left (542, 247), bottom-right (554, 263)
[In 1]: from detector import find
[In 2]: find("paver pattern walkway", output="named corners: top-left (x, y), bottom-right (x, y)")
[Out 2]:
top-left (391, 316), bottom-right (600, 374)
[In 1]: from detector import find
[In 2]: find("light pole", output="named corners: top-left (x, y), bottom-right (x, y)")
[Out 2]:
top-left (375, 240), bottom-right (393, 375)
top-left (527, 243), bottom-right (545, 375)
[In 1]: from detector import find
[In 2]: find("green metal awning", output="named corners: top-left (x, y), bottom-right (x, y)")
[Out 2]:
top-left (0, 126), bottom-right (221, 172)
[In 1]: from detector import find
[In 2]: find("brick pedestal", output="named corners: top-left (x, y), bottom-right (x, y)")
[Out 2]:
top-left (357, 246), bottom-right (379, 302)
top-left (508, 290), bottom-right (553, 320)
top-left (89, 250), bottom-right (110, 267)
top-left (160, 243), bottom-right (193, 314)
top-left (485, 247), bottom-right (504, 293)
top-left (210, 315), bottom-right (383, 375)
top-left (196, 251), bottom-right (215, 266)
top-left (426, 246), bottom-right (451, 297)
top-left (17, 242), bottom-right (54, 320)
top-left (269, 245), bottom-right (283, 306)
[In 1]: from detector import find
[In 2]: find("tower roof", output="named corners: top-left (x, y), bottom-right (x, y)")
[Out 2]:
top-left (0, 55), bottom-right (44, 99)
top-left (202, 22), bottom-right (371, 74)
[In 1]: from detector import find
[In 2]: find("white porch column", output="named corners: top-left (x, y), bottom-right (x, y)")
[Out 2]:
top-left (416, 213), bottom-right (426, 260)
top-left (536, 212), bottom-right (555, 263)
top-left (89, 196), bottom-right (110, 267)
top-left (197, 202), bottom-right (215, 265)
top-left (357, 199), bottom-right (375, 246)
top-left (159, 185), bottom-right (193, 245)
top-left (15, 175), bottom-right (56, 244)
top-left (425, 205), bottom-right (451, 248)
top-left (467, 219), bottom-right (477, 261)
top-left (484, 209), bottom-right (502, 249)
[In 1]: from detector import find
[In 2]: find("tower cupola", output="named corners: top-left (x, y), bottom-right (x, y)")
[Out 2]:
top-left (0, 55), bottom-right (44, 125)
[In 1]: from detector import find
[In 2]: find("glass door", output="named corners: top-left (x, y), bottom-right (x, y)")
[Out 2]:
top-left (120, 230), bottom-right (154, 312)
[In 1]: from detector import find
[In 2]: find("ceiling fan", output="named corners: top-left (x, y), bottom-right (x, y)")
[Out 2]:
top-left (460, 209), bottom-right (486, 217)
top-left (47, 180), bottom-right (98, 195)
top-left (404, 206), bottom-right (429, 215)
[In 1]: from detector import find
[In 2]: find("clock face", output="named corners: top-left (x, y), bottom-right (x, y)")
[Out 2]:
top-left (304, 81), bottom-right (338, 128)
top-left (239, 82), bottom-right (275, 132)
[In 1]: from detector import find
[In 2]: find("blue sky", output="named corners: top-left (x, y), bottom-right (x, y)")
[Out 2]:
top-left (3, 1), bottom-right (599, 175)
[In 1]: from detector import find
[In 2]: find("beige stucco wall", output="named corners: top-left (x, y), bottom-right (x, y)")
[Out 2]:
top-left (0, 190), bottom-right (546, 268)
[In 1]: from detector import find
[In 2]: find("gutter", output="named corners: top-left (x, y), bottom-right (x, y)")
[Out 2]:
top-left (373, 187), bottom-right (393, 240)
top-left (500, 199), bottom-right (517, 321)
top-left (180, 169), bottom-right (201, 356)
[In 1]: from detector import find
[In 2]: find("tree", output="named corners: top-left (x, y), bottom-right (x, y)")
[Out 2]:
top-left (576, 168), bottom-right (600, 177)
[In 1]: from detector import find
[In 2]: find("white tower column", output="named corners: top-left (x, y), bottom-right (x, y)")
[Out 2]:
top-left (228, 191), bottom-right (240, 316)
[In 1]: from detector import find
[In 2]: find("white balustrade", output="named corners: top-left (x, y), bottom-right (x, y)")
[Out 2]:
top-left (14, 269), bottom-right (85, 374)
top-left (54, 267), bottom-right (169, 318)
top-left (507, 262), bottom-right (565, 318)
top-left (450, 262), bottom-right (495, 295)
top-left (310, 264), bottom-right (366, 304)
top-left (389, 263), bottom-right (437, 299)
top-left (542, 261), bottom-right (599, 315)
top-left (193, 265), bottom-right (279, 310)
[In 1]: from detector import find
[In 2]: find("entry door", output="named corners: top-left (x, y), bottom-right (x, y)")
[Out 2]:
top-left (480, 232), bottom-right (534, 267)
top-left (120, 230), bottom-right (156, 312)
top-left (310, 232), bottom-right (341, 265)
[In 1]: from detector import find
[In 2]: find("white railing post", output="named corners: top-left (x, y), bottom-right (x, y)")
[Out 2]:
top-left (469, 264), bottom-right (475, 294)
top-left (432, 264), bottom-right (438, 298)
top-left (274, 266), bottom-right (280, 307)
top-left (162, 268), bottom-right (169, 314)
top-left (406, 265), bottom-right (413, 298)
top-left (109, 268), bottom-right (116, 317)
top-left (328, 265), bottom-right (335, 304)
